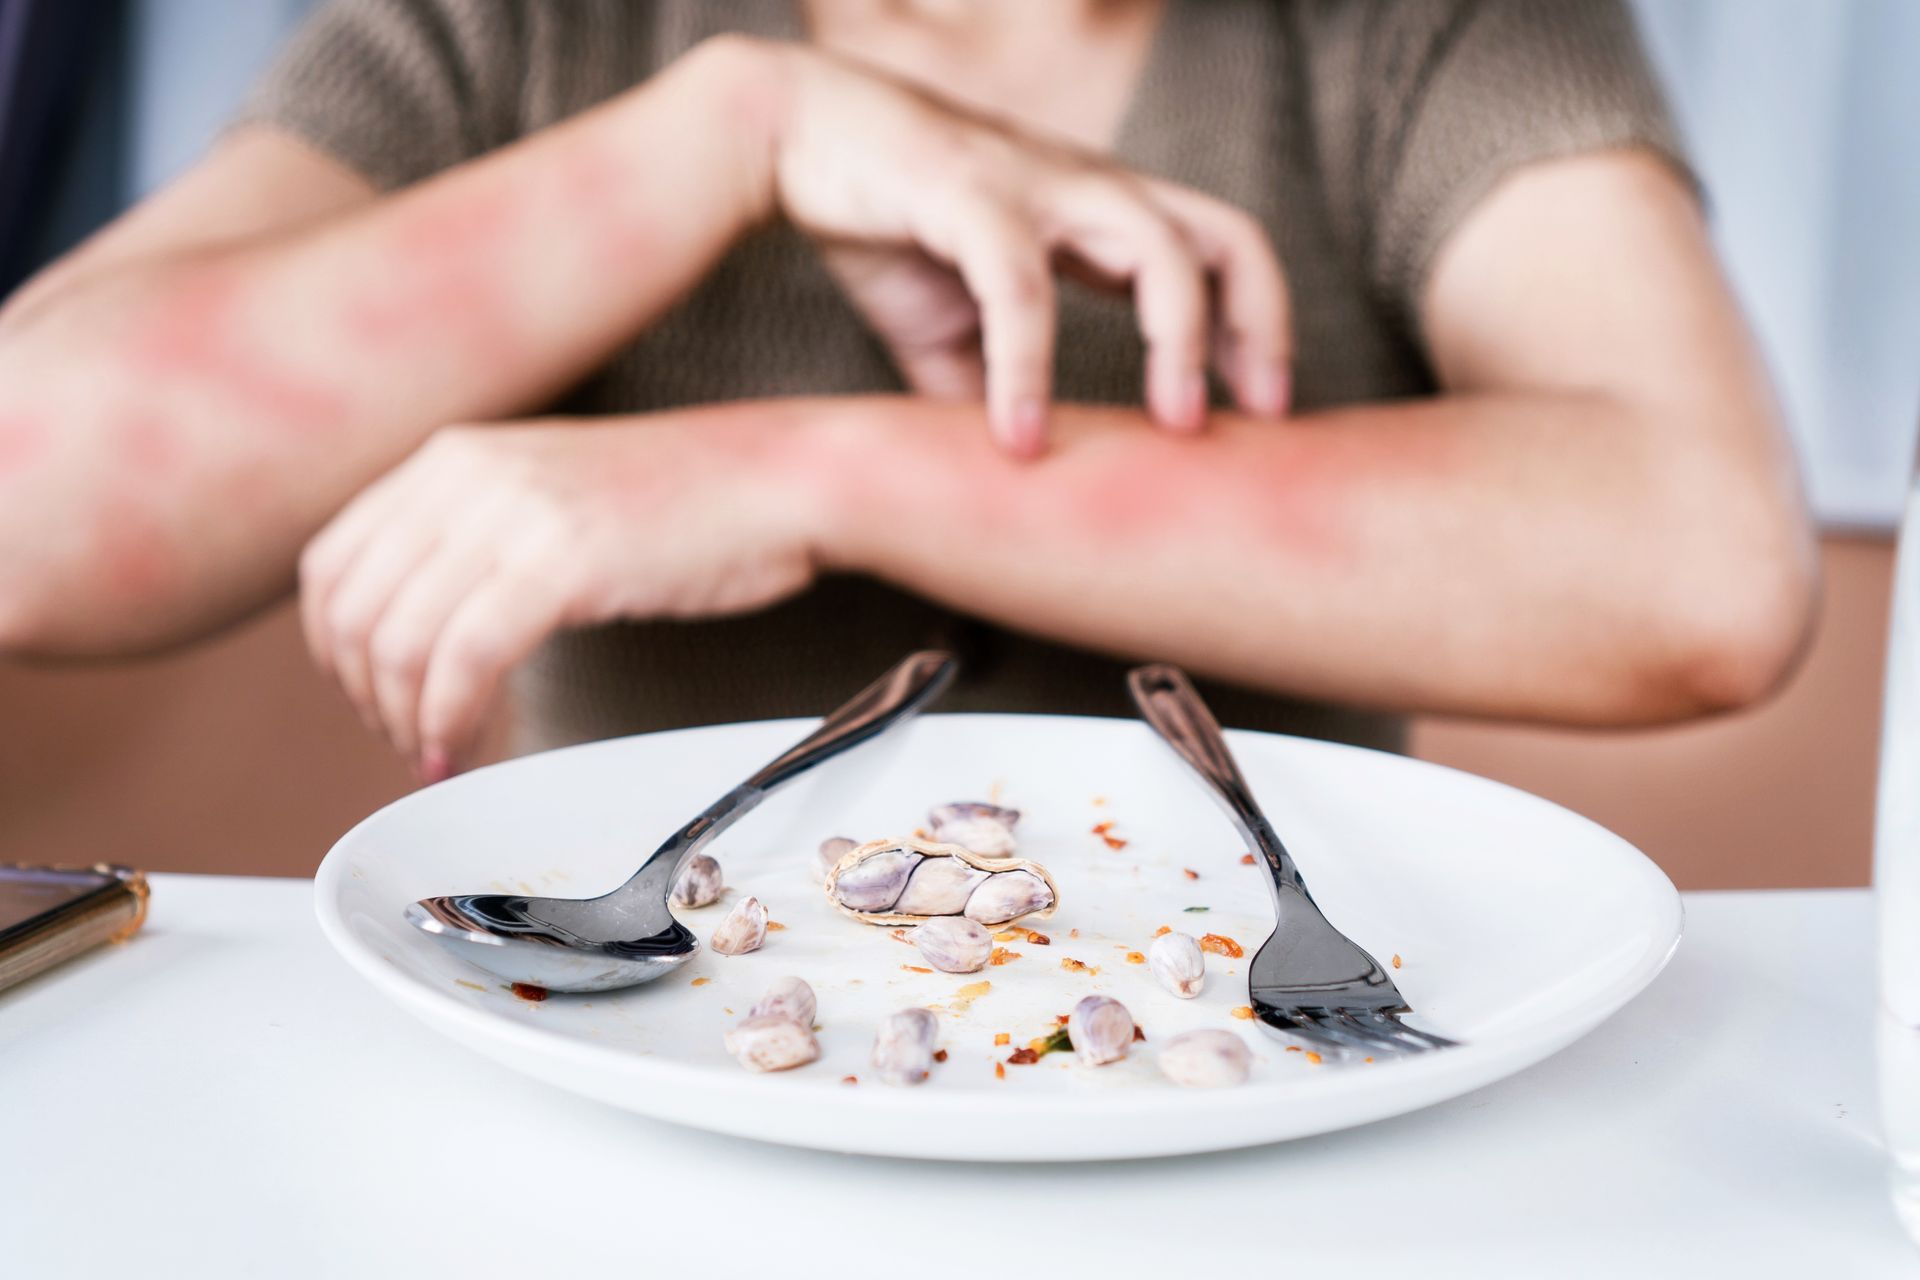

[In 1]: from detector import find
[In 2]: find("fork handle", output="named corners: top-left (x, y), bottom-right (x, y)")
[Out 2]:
top-left (1127, 664), bottom-right (1305, 893)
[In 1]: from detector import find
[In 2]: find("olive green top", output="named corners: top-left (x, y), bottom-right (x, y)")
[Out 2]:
top-left (240, 0), bottom-right (1687, 751)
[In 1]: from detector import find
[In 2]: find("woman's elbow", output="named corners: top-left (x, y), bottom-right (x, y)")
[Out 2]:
top-left (1658, 511), bottom-right (1821, 719)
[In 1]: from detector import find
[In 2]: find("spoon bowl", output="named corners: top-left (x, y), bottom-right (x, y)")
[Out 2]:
top-left (404, 651), bottom-right (956, 993)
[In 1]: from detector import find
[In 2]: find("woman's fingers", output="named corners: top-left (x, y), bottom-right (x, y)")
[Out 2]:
top-left (365, 527), bottom-right (500, 769)
top-left (319, 522), bottom-right (445, 733)
top-left (298, 473), bottom-right (402, 679)
top-left (416, 559), bottom-right (578, 775)
top-left (1144, 182), bottom-right (1294, 418)
top-left (946, 198), bottom-right (1056, 458)
top-left (1043, 175), bottom-right (1211, 433)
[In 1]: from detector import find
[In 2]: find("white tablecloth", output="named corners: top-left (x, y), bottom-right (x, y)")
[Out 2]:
top-left (2, 875), bottom-right (1910, 1278)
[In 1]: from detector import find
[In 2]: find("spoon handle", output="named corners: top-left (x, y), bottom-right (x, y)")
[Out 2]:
top-left (625, 651), bottom-right (958, 897)
top-left (746, 650), bottom-right (957, 792)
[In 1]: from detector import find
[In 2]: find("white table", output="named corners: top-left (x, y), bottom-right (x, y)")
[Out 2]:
top-left (3, 875), bottom-right (1910, 1278)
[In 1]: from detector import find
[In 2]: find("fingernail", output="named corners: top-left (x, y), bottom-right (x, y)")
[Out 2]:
top-left (1177, 370), bottom-right (1208, 432)
top-left (420, 748), bottom-right (451, 786)
top-left (1009, 397), bottom-right (1047, 458)
top-left (1248, 362), bottom-right (1291, 418)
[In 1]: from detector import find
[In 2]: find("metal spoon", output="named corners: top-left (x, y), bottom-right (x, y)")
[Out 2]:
top-left (404, 650), bottom-right (957, 993)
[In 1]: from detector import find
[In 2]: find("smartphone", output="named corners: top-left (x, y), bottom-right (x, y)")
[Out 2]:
top-left (0, 864), bottom-right (149, 993)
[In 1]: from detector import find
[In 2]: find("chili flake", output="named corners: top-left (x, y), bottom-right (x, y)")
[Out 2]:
top-left (1230, 1005), bottom-right (1254, 1020)
top-left (1199, 933), bottom-right (1244, 958)
top-left (1007, 1048), bottom-right (1041, 1065)
top-left (933, 1049), bottom-right (949, 1063)
top-left (1240, 853), bottom-right (1256, 865)
top-left (1392, 953), bottom-right (1402, 969)
top-left (690, 977), bottom-right (711, 987)
top-left (509, 982), bottom-right (549, 1002)
top-left (902, 964), bottom-right (932, 974)
top-left (1060, 957), bottom-right (1099, 974)
top-left (1182, 869), bottom-right (1200, 880)
top-left (1125, 951), bottom-right (1146, 964)
top-left (841, 1075), bottom-right (859, 1085)
top-left (1152, 925), bottom-right (1172, 937)
top-left (1305, 1051), bottom-right (1323, 1065)
top-left (994, 1032), bottom-right (1011, 1046)
top-left (995, 1062), bottom-right (1007, 1080)
top-left (989, 947), bottom-right (1021, 966)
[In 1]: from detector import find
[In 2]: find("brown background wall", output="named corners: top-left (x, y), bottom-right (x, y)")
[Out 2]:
top-left (0, 536), bottom-right (1890, 889)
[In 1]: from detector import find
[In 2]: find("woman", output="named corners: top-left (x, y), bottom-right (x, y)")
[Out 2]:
top-left (0, 0), bottom-right (1814, 782)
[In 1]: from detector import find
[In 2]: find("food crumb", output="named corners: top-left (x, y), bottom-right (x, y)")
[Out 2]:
top-left (1102, 835), bottom-right (1129, 850)
top-left (993, 930), bottom-right (1019, 942)
top-left (1092, 795), bottom-right (1108, 807)
top-left (902, 965), bottom-right (933, 974)
top-left (889, 929), bottom-right (914, 945)
top-left (1060, 957), bottom-right (1099, 975)
top-left (1284, 1045), bottom-right (1302, 1053)
top-left (933, 1049), bottom-right (949, 1063)
top-left (1392, 953), bottom-right (1402, 969)
top-left (1132, 1024), bottom-right (1147, 1042)
top-left (1363, 1056), bottom-right (1375, 1064)
top-left (766, 921), bottom-right (786, 932)
top-left (914, 827), bottom-right (931, 839)
top-left (1069, 928), bottom-right (1080, 939)
top-left (454, 979), bottom-right (487, 992)
top-left (989, 947), bottom-right (1021, 966)
top-left (1182, 868), bottom-right (1200, 880)
top-left (509, 982), bottom-right (549, 1002)
top-left (1239, 853), bottom-right (1256, 865)
top-left (995, 1062), bottom-right (1007, 1080)
top-left (691, 977), bottom-right (711, 987)
top-left (1152, 925), bottom-right (1171, 937)
top-left (1125, 951), bottom-right (1145, 964)
top-left (994, 1032), bottom-right (1011, 1046)
top-left (1305, 1051), bottom-right (1323, 1065)
top-left (1199, 933), bottom-right (1244, 959)
top-left (1023, 929), bottom-right (1051, 946)
top-left (1182, 906), bottom-right (1210, 914)
top-left (1230, 1005), bottom-right (1254, 1020)
top-left (1091, 820), bottom-right (1116, 835)
top-left (1007, 1047), bottom-right (1041, 1065)
top-left (841, 1075), bottom-right (858, 1086)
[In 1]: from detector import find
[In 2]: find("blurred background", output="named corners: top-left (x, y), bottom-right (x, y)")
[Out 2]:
top-left (2, 0), bottom-right (1915, 887)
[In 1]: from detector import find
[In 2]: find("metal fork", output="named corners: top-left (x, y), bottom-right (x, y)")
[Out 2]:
top-left (1127, 664), bottom-right (1457, 1057)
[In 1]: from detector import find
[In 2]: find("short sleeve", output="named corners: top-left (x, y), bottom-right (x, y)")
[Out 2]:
top-left (1304, 0), bottom-right (1694, 327)
top-left (230, 0), bottom-right (530, 191)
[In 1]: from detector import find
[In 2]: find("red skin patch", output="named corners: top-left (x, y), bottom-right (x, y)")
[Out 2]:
top-left (89, 491), bottom-right (180, 601)
top-left (340, 186), bottom-right (527, 371)
top-left (116, 411), bottom-right (185, 476)
top-left (130, 272), bottom-right (348, 433)
top-left (553, 143), bottom-right (661, 274)
top-left (0, 414), bottom-right (49, 477)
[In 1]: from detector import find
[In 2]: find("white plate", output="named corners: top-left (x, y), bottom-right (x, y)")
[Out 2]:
top-left (316, 713), bottom-right (1681, 1161)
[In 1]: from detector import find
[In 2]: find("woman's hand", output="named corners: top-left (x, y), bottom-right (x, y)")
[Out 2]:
top-left (297, 411), bottom-right (824, 780)
top-left (731, 39), bottom-right (1293, 456)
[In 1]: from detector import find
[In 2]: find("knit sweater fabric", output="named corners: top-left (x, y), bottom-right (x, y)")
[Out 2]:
top-left (239, 0), bottom-right (1688, 751)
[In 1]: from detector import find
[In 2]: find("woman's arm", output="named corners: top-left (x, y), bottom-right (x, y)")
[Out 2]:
top-left (295, 149), bottom-right (1814, 772)
top-left (815, 153), bottom-right (1816, 725)
top-left (0, 39), bottom-right (771, 654)
top-left (0, 36), bottom-right (1290, 657)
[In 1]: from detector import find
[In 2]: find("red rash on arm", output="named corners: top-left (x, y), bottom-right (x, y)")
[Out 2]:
top-left (127, 270), bottom-right (350, 434)
top-left (0, 40), bottom-right (779, 653)
top-left (0, 414), bottom-right (49, 477)
top-left (338, 184), bottom-right (528, 369)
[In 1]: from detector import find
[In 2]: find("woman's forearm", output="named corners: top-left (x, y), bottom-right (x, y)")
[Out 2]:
top-left (801, 394), bottom-right (1815, 725)
top-left (0, 38), bottom-right (774, 655)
